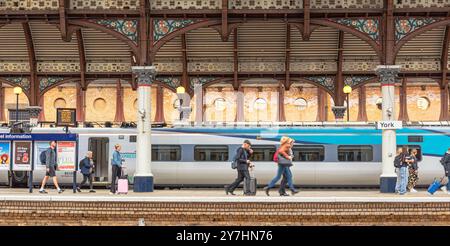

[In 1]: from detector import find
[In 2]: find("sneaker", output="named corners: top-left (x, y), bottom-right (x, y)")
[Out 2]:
top-left (279, 193), bottom-right (289, 196)
top-left (39, 189), bottom-right (47, 194)
top-left (76, 187), bottom-right (81, 193)
top-left (409, 188), bottom-right (418, 193)
top-left (57, 189), bottom-right (64, 194)
top-left (441, 186), bottom-right (447, 192)
top-left (89, 190), bottom-right (96, 193)
top-left (263, 186), bottom-right (270, 196)
top-left (290, 189), bottom-right (300, 195)
top-left (109, 192), bottom-right (114, 195)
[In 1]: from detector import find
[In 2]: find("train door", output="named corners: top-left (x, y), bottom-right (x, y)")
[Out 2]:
top-left (88, 137), bottom-right (109, 183)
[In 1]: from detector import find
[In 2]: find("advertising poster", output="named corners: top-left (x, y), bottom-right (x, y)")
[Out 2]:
top-left (13, 141), bottom-right (32, 171)
top-left (57, 141), bottom-right (76, 171)
top-left (34, 141), bottom-right (49, 170)
top-left (0, 141), bottom-right (11, 170)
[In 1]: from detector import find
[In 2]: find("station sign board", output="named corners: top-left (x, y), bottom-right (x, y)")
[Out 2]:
top-left (56, 108), bottom-right (77, 127)
top-left (56, 141), bottom-right (76, 171)
top-left (0, 141), bottom-right (11, 170)
top-left (376, 121), bottom-right (403, 130)
top-left (12, 141), bottom-right (32, 171)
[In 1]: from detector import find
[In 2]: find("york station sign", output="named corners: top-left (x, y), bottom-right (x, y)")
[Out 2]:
top-left (376, 121), bottom-right (403, 130)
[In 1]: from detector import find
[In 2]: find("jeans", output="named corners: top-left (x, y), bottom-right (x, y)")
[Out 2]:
top-left (446, 177), bottom-right (450, 191)
top-left (268, 165), bottom-right (294, 189)
top-left (279, 166), bottom-right (295, 193)
top-left (397, 166), bottom-right (409, 194)
top-left (110, 165), bottom-right (122, 193)
top-left (79, 174), bottom-right (93, 190)
top-left (227, 169), bottom-right (251, 194)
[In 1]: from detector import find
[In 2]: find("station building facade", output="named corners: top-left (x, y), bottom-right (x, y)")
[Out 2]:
top-left (0, 0), bottom-right (449, 124)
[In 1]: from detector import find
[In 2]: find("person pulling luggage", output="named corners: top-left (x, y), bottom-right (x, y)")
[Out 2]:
top-left (225, 140), bottom-right (253, 196)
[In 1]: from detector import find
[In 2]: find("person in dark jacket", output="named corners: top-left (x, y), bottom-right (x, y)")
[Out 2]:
top-left (77, 151), bottom-right (95, 193)
top-left (39, 141), bottom-right (64, 194)
top-left (395, 147), bottom-right (412, 195)
top-left (440, 147), bottom-right (450, 193)
top-left (225, 140), bottom-right (253, 196)
top-left (407, 149), bottom-right (419, 193)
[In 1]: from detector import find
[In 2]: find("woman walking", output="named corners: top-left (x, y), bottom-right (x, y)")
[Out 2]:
top-left (263, 136), bottom-right (299, 196)
top-left (407, 149), bottom-right (419, 193)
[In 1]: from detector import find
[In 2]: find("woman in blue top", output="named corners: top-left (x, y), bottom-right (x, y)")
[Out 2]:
top-left (110, 144), bottom-right (123, 195)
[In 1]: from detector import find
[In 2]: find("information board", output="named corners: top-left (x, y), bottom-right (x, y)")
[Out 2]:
top-left (56, 141), bottom-right (76, 171)
top-left (13, 141), bottom-right (32, 171)
top-left (0, 141), bottom-right (11, 170)
top-left (56, 108), bottom-right (77, 127)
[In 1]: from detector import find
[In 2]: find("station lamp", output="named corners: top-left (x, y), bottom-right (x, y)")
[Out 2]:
top-left (343, 85), bottom-right (352, 122)
top-left (13, 87), bottom-right (23, 124)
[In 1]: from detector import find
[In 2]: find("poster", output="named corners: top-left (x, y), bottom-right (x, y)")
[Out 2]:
top-left (57, 141), bottom-right (76, 171)
top-left (34, 141), bottom-right (49, 170)
top-left (13, 141), bottom-right (32, 171)
top-left (0, 141), bottom-right (11, 170)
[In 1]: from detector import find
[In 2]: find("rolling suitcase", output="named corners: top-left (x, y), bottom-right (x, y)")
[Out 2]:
top-left (427, 177), bottom-right (444, 195)
top-left (244, 168), bottom-right (257, 196)
top-left (117, 167), bottom-right (128, 194)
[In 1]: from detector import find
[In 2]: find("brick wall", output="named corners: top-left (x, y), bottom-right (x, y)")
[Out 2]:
top-left (2, 201), bottom-right (450, 225)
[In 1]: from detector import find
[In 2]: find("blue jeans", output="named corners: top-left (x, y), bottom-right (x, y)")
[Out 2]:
top-left (446, 177), bottom-right (450, 191)
top-left (397, 166), bottom-right (409, 194)
top-left (267, 165), bottom-right (294, 189)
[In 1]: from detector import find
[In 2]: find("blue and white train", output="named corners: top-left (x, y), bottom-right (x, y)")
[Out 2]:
top-left (0, 123), bottom-right (449, 188)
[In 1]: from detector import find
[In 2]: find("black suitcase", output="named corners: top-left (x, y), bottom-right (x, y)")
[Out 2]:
top-left (244, 169), bottom-right (257, 196)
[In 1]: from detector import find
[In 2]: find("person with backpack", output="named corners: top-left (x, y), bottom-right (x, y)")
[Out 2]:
top-left (439, 147), bottom-right (450, 193)
top-left (263, 137), bottom-right (299, 196)
top-left (76, 151), bottom-right (95, 193)
top-left (39, 141), bottom-right (64, 194)
top-left (407, 149), bottom-right (419, 193)
top-left (225, 140), bottom-right (253, 196)
top-left (394, 147), bottom-right (412, 195)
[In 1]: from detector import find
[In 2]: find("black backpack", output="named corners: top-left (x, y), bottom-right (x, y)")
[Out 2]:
top-left (394, 154), bottom-right (403, 168)
top-left (231, 148), bottom-right (240, 169)
top-left (39, 150), bottom-right (46, 164)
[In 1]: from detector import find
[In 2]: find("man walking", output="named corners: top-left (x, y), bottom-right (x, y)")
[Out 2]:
top-left (440, 147), bottom-right (450, 193)
top-left (77, 151), bottom-right (96, 193)
top-left (225, 140), bottom-right (253, 196)
top-left (39, 141), bottom-right (63, 194)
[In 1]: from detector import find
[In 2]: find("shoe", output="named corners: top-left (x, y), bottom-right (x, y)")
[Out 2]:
top-left (76, 187), bottom-right (81, 193)
top-left (57, 189), bottom-right (64, 194)
top-left (225, 189), bottom-right (235, 196)
top-left (39, 189), bottom-right (47, 194)
top-left (89, 190), bottom-right (96, 193)
top-left (290, 189), bottom-right (299, 195)
top-left (399, 192), bottom-right (406, 195)
top-left (409, 188), bottom-right (418, 193)
top-left (263, 186), bottom-right (270, 196)
top-left (109, 192), bottom-right (114, 195)
top-left (279, 193), bottom-right (289, 196)
top-left (441, 186), bottom-right (448, 192)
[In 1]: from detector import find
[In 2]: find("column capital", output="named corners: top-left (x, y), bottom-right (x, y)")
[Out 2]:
top-left (25, 106), bottom-right (42, 119)
top-left (331, 106), bottom-right (346, 120)
top-left (132, 66), bottom-right (157, 86)
top-left (375, 65), bottom-right (401, 85)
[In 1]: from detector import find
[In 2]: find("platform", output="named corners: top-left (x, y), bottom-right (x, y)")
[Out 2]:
top-left (2, 188), bottom-right (450, 226)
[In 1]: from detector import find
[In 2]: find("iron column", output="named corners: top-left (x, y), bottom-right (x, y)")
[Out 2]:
top-left (132, 66), bottom-right (156, 192)
top-left (375, 65), bottom-right (401, 193)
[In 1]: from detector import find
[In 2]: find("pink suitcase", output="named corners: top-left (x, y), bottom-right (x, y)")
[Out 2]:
top-left (117, 178), bottom-right (128, 194)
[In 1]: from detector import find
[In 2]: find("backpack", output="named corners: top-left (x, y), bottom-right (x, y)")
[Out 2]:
top-left (79, 158), bottom-right (84, 170)
top-left (231, 148), bottom-right (240, 169)
top-left (393, 154), bottom-right (403, 168)
top-left (39, 150), bottom-right (46, 164)
top-left (273, 149), bottom-right (280, 163)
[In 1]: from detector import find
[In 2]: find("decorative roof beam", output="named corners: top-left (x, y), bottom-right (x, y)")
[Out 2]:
top-left (22, 22), bottom-right (38, 106)
top-left (181, 33), bottom-right (189, 91)
top-left (221, 0), bottom-right (228, 41)
top-left (58, 0), bottom-right (71, 42)
top-left (335, 30), bottom-right (345, 105)
top-left (440, 25), bottom-right (450, 120)
top-left (384, 0), bottom-right (395, 64)
top-left (303, 0), bottom-right (311, 41)
top-left (139, 0), bottom-right (148, 65)
top-left (76, 29), bottom-right (86, 90)
top-left (284, 23), bottom-right (291, 90)
top-left (233, 28), bottom-right (239, 90)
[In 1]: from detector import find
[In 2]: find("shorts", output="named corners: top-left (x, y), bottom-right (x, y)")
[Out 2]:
top-left (46, 166), bottom-right (56, 177)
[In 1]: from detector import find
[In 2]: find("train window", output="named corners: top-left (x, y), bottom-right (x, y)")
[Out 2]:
top-left (250, 145), bottom-right (276, 162)
top-left (129, 135), bottom-right (137, 142)
top-left (396, 145), bottom-right (422, 162)
top-left (152, 145), bottom-right (181, 161)
top-left (292, 145), bottom-right (325, 161)
top-left (338, 145), bottom-right (373, 162)
top-left (408, 136), bottom-right (423, 143)
top-left (194, 145), bottom-right (229, 161)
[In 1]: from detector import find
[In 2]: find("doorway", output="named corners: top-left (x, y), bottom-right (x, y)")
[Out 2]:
top-left (88, 137), bottom-right (109, 182)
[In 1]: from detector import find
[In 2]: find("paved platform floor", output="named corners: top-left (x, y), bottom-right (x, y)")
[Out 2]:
top-left (1, 188), bottom-right (450, 202)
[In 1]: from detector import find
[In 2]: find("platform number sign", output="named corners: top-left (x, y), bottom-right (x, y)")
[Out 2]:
top-left (56, 108), bottom-right (77, 127)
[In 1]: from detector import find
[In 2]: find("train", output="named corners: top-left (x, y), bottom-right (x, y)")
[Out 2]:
top-left (0, 123), bottom-right (449, 188)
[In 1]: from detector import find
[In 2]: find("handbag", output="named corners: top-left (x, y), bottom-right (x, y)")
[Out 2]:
top-left (277, 154), bottom-right (293, 166)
